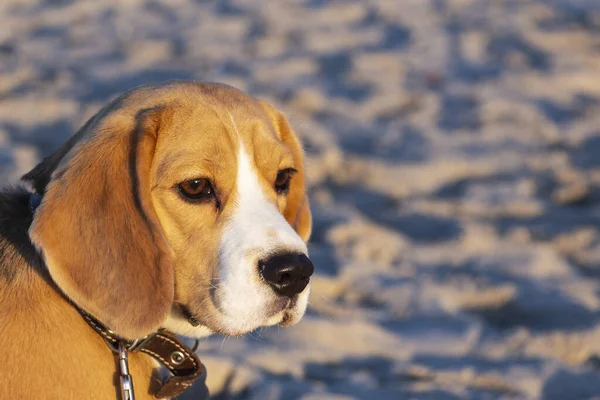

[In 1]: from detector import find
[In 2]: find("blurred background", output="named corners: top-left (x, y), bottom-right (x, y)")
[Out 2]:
top-left (2, 0), bottom-right (600, 399)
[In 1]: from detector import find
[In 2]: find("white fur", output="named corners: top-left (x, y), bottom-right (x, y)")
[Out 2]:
top-left (216, 142), bottom-right (309, 334)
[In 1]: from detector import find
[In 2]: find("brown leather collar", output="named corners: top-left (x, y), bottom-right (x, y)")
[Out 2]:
top-left (80, 310), bottom-right (204, 398)
top-left (29, 193), bottom-right (204, 399)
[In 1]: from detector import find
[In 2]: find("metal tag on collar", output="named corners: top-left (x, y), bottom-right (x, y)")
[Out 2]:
top-left (117, 342), bottom-right (136, 400)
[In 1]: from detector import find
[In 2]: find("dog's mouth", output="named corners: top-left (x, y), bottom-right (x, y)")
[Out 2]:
top-left (278, 310), bottom-right (298, 326)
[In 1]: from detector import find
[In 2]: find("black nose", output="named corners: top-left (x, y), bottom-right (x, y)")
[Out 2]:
top-left (259, 252), bottom-right (314, 298)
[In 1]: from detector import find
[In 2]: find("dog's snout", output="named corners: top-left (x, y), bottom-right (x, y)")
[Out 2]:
top-left (259, 253), bottom-right (314, 298)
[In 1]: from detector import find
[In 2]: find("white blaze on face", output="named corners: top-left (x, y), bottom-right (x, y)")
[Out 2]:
top-left (217, 136), bottom-right (309, 334)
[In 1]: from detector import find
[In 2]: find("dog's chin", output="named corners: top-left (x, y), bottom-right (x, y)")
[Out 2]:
top-left (163, 291), bottom-right (309, 338)
top-left (217, 289), bottom-right (310, 336)
top-left (218, 304), bottom-right (307, 336)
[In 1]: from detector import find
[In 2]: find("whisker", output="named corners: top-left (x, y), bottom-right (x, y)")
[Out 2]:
top-left (248, 331), bottom-right (264, 343)
top-left (195, 277), bottom-right (220, 291)
top-left (196, 296), bottom-right (215, 308)
top-left (314, 294), bottom-right (337, 306)
top-left (306, 300), bottom-right (335, 321)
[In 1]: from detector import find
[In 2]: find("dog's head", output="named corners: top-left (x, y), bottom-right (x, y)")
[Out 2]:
top-left (24, 82), bottom-right (313, 339)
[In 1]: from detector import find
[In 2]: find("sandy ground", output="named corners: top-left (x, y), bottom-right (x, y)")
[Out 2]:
top-left (2, 0), bottom-right (600, 399)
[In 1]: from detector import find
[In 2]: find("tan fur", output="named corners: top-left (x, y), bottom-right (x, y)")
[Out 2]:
top-left (0, 81), bottom-right (311, 398)
top-left (259, 100), bottom-right (312, 242)
top-left (0, 267), bottom-right (159, 399)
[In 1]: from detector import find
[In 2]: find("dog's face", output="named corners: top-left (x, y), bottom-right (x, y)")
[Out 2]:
top-left (25, 82), bottom-right (313, 339)
top-left (152, 89), bottom-right (312, 337)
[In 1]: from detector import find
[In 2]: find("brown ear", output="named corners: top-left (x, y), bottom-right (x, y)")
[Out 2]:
top-left (293, 195), bottom-right (312, 243)
top-left (27, 106), bottom-right (173, 339)
top-left (260, 101), bottom-right (312, 242)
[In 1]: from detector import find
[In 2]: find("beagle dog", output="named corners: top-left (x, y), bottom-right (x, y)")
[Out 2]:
top-left (0, 81), bottom-right (313, 399)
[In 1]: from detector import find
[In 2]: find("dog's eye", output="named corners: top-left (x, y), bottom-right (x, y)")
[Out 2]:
top-left (177, 178), bottom-right (214, 200)
top-left (275, 168), bottom-right (297, 195)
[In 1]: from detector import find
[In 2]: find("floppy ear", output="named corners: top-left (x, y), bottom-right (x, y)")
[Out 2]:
top-left (26, 106), bottom-right (174, 340)
top-left (260, 101), bottom-right (312, 242)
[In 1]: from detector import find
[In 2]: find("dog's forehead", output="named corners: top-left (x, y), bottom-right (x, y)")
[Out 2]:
top-left (153, 90), bottom-right (289, 185)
